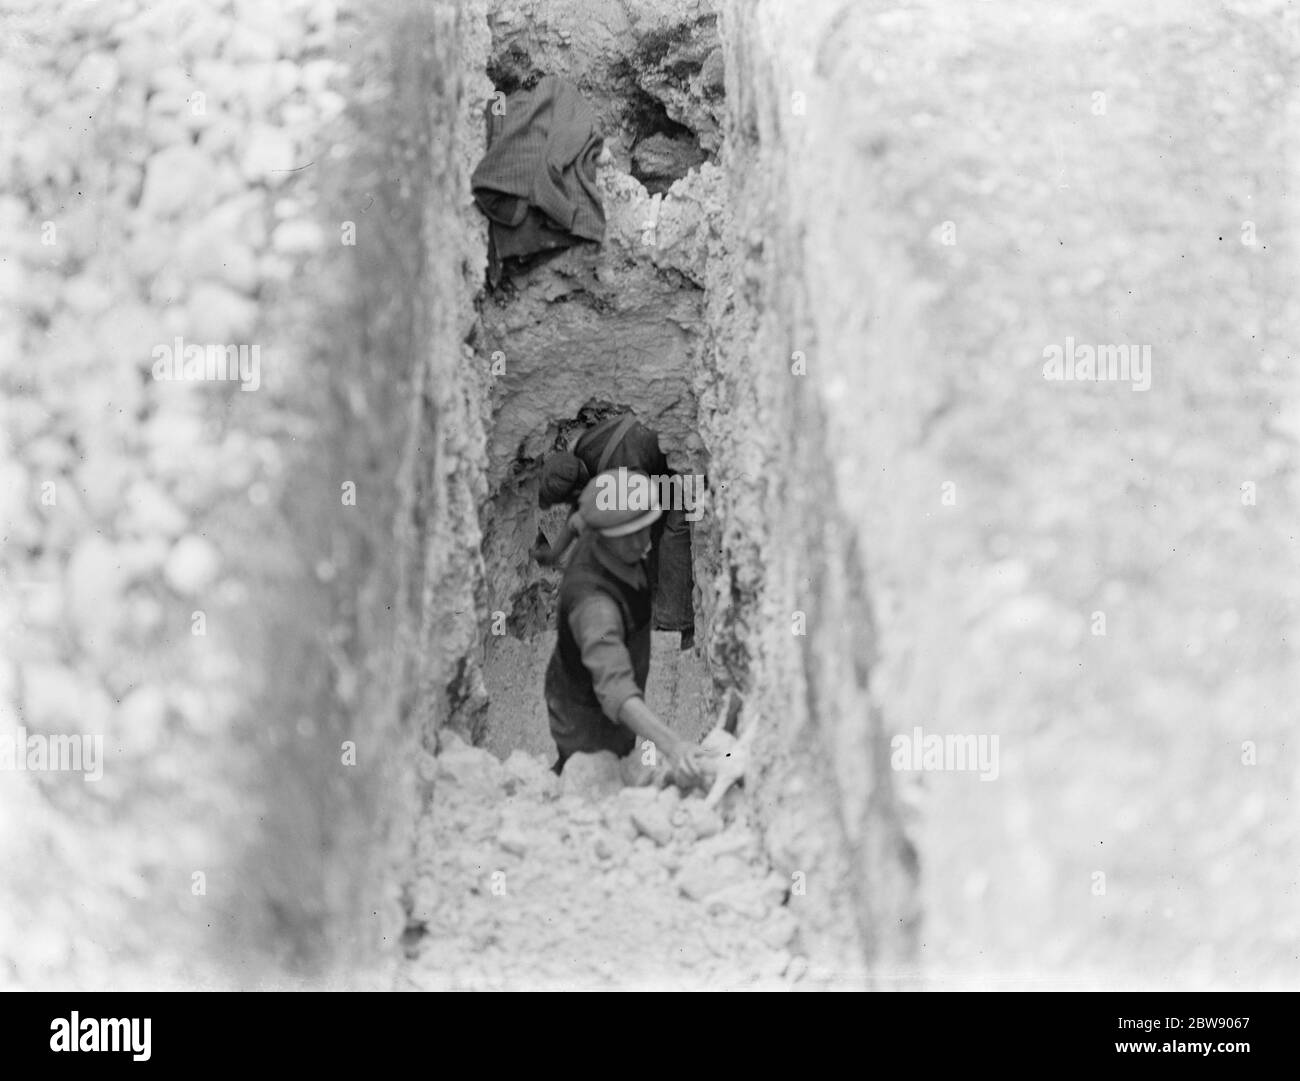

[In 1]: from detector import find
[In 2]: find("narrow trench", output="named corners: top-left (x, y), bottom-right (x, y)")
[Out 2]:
top-left (397, 8), bottom-right (810, 990)
top-left (471, 12), bottom-right (723, 761)
top-left (16, 0), bottom-right (1279, 1001)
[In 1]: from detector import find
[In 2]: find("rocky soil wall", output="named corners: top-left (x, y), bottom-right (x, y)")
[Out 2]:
top-left (705, 0), bottom-right (1300, 987)
top-left (7, 0), bottom-right (1292, 993)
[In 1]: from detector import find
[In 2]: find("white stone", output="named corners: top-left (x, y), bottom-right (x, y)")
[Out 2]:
top-left (630, 803), bottom-right (674, 846)
top-left (758, 909), bottom-right (800, 950)
top-left (184, 282), bottom-right (258, 342)
top-left (116, 686), bottom-right (169, 756)
top-left (71, 52), bottom-right (120, 97)
top-left (675, 850), bottom-right (751, 902)
top-left (619, 751), bottom-right (657, 786)
top-left (148, 65), bottom-right (193, 97)
top-left (704, 884), bottom-right (768, 921)
top-left (163, 535), bottom-right (220, 595)
top-left (138, 144), bottom-right (212, 218)
top-left (22, 663), bottom-right (109, 733)
top-left (679, 798), bottom-right (724, 840)
top-left (178, 233), bottom-right (260, 294)
top-left (223, 24), bottom-right (279, 64)
top-left (271, 218), bottom-right (324, 255)
top-left (65, 537), bottom-right (123, 648)
top-left (122, 480), bottom-right (189, 538)
top-left (497, 828), bottom-right (528, 857)
top-left (560, 751), bottom-right (624, 801)
top-left (299, 59), bottom-right (338, 96)
top-left (503, 749), bottom-right (556, 794)
top-left (435, 743), bottom-right (504, 793)
top-left (241, 125), bottom-right (298, 182)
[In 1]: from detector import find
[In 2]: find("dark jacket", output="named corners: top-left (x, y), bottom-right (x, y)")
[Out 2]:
top-left (572, 414), bottom-right (694, 632)
top-left (544, 531), bottom-right (651, 757)
top-left (573, 414), bottom-right (668, 479)
top-left (471, 75), bottom-right (605, 273)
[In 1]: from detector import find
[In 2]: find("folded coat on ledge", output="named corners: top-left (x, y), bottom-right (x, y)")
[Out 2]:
top-left (471, 74), bottom-right (606, 279)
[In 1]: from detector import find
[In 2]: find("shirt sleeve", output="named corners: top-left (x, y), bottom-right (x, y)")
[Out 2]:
top-left (568, 594), bottom-right (641, 723)
top-left (627, 424), bottom-right (669, 476)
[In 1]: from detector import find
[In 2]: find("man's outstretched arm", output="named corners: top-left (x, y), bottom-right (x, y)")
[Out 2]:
top-left (570, 595), bottom-right (704, 785)
top-left (616, 695), bottom-right (704, 787)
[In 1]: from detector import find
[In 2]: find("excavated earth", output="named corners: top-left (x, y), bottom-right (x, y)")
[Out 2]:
top-left (399, 735), bottom-right (829, 991)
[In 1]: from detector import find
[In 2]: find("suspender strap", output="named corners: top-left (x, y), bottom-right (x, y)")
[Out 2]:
top-left (596, 414), bottom-right (639, 474)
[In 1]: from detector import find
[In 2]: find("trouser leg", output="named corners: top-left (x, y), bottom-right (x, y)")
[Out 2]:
top-left (652, 506), bottom-right (694, 634)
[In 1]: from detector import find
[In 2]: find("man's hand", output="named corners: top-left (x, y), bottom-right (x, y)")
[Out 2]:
top-left (667, 739), bottom-right (706, 790)
top-left (617, 697), bottom-right (705, 789)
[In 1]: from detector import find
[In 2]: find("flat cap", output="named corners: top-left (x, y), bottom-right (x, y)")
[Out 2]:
top-left (578, 468), bottom-right (663, 537)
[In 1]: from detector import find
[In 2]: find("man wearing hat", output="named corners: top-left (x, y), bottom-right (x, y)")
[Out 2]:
top-left (533, 411), bottom-right (695, 648)
top-left (543, 469), bottom-right (705, 783)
